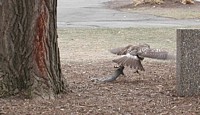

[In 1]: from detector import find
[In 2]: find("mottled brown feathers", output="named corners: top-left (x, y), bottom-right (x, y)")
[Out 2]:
top-left (110, 44), bottom-right (172, 71)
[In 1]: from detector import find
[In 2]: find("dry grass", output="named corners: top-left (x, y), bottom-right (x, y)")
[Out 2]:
top-left (126, 7), bottom-right (200, 19)
top-left (108, 0), bottom-right (200, 19)
top-left (58, 27), bottom-right (177, 63)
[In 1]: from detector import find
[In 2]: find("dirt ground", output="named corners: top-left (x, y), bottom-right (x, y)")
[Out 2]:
top-left (1, 1), bottom-right (200, 115)
top-left (1, 61), bottom-right (200, 114)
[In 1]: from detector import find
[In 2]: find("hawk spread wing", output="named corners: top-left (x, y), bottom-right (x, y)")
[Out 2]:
top-left (113, 53), bottom-right (145, 71)
top-left (138, 48), bottom-right (168, 60)
top-left (110, 45), bottom-right (133, 55)
top-left (110, 44), bottom-right (173, 71)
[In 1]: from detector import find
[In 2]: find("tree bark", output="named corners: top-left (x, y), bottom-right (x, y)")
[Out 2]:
top-left (0, 0), bottom-right (67, 99)
top-left (176, 29), bottom-right (200, 96)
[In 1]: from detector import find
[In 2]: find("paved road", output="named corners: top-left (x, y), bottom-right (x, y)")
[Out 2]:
top-left (57, 0), bottom-right (200, 28)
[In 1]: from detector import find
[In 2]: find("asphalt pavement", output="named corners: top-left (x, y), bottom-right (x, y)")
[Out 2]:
top-left (57, 0), bottom-right (200, 28)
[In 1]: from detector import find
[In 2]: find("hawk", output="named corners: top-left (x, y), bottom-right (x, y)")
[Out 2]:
top-left (110, 44), bottom-right (174, 74)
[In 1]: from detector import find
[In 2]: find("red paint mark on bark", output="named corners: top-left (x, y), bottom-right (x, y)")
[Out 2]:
top-left (34, 0), bottom-right (48, 77)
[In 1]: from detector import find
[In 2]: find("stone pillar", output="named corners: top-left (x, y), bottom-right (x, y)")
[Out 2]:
top-left (176, 29), bottom-right (200, 96)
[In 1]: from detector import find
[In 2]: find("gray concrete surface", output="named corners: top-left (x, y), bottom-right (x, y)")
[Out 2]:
top-left (57, 0), bottom-right (200, 28)
top-left (176, 29), bottom-right (200, 96)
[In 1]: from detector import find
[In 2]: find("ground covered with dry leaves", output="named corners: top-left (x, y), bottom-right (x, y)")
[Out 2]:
top-left (1, 60), bottom-right (200, 114)
top-left (106, 0), bottom-right (200, 9)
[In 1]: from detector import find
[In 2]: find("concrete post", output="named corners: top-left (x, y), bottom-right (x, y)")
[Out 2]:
top-left (176, 29), bottom-right (200, 96)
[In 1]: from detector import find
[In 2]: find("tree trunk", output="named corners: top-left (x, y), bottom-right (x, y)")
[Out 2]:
top-left (0, 0), bottom-right (67, 99)
top-left (176, 29), bottom-right (200, 96)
